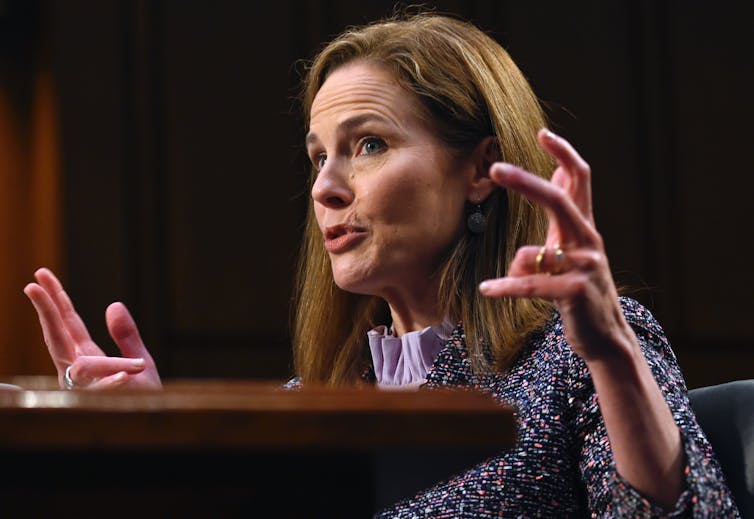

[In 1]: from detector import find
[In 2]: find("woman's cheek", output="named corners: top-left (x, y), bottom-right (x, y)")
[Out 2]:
top-left (352, 151), bottom-right (389, 174)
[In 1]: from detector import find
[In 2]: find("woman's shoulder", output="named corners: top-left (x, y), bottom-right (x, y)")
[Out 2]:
top-left (535, 296), bottom-right (668, 346)
top-left (616, 296), bottom-right (670, 345)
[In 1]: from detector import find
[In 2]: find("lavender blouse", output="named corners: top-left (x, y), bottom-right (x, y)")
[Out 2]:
top-left (367, 321), bottom-right (454, 389)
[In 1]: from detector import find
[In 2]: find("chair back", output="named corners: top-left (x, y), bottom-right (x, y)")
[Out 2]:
top-left (689, 379), bottom-right (754, 518)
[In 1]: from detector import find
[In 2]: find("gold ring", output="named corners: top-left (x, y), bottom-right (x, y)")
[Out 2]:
top-left (535, 246), bottom-right (547, 274)
top-left (553, 244), bottom-right (565, 274)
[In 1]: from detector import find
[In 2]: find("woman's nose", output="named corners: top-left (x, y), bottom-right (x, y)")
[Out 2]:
top-left (311, 161), bottom-right (354, 209)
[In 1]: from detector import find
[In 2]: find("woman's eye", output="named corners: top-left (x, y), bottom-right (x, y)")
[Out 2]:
top-left (359, 137), bottom-right (386, 156)
top-left (315, 154), bottom-right (327, 170)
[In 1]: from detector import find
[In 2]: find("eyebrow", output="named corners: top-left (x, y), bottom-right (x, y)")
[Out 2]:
top-left (305, 113), bottom-right (395, 148)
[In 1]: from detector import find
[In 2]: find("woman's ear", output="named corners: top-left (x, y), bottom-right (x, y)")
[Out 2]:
top-left (466, 136), bottom-right (500, 203)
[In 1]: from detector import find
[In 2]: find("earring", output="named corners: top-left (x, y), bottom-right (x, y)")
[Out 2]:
top-left (467, 202), bottom-right (486, 234)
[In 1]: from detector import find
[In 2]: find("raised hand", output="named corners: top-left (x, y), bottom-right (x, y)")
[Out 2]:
top-left (480, 129), bottom-right (634, 364)
top-left (24, 268), bottom-right (162, 390)
top-left (480, 129), bottom-right (684, 507)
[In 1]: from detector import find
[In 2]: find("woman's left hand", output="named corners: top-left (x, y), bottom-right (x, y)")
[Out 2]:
top-left (479, 129), bottom-right (634, 364)
top-left (480, 130), bottom-right (686, 509)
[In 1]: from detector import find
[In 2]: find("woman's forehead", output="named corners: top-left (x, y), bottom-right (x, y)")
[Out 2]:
top-left (311, 64), bottom-right (396, 113)
top-left (308, 62), bottom-right (429, 137)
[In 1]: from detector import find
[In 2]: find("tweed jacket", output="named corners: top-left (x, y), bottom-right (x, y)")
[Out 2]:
top-left (374, 298), bottom-right (740, 518)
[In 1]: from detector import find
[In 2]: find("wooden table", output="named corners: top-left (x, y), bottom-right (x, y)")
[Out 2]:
top-left (0, 378), bottom-right (515, 518)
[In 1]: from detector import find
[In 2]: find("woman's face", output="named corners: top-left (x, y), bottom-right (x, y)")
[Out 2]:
top-left (306, 62), bottom-right (474, 299)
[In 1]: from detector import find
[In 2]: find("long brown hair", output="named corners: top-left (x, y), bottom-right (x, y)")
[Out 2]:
top-left (294, 12), bottom-right (554, 385)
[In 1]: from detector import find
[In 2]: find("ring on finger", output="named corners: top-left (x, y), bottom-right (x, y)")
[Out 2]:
top-left (553, 244), bottom-right (565, 274)
top-left (63, 364), bottom-right (75, 390)
top-left (535, 246), bottom-right (547, 274)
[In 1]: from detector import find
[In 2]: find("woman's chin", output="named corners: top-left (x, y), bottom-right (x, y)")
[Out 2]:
top-left (332, 272), bottom-right (376, 297)
top-left (333, 280), bottom-right (367, 295)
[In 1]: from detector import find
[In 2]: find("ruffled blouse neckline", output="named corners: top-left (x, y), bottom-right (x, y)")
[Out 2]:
top-left (367, 320), bottom-right (455, 389)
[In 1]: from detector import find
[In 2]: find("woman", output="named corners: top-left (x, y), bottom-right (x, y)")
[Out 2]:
top-left (25, 13), bottom-right (739, 518)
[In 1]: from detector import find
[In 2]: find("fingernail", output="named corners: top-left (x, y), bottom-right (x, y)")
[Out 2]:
top-left (479, 281), bottom-right (491, 293)
top-left (543, 129), bottom-right (557, 141)
top-left (491, 163), bottom-right (511, 177)
top-left (131, 358), bottom-right (145, 367)
top-left (114, 371), bottom-right (127, 381)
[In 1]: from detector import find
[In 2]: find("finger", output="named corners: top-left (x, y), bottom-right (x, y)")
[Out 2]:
top-left (106, 302), bottom-right (152, 360)
top-left (508, 245), bottom-right (566, 276)
top-left (537, 129), bottom-right (593, 220)
top-left (479, 271), bottom-right (593, 301)
top-left (69, 356), bottom-right (146, 385)
top-left (508, 246), bottom-right (605, 277)
top-left (24, 283), bottom-right (76, 370)
top-left (490, 163), bottom-right (598, 247)
top-left (87, 371), bottom-right (130, 390)
top-left (33, 268), bottom-right (101, 356)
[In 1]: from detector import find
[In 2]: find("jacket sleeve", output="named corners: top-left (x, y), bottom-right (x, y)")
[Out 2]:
top-left (569, 297), bottom-right (740, 518)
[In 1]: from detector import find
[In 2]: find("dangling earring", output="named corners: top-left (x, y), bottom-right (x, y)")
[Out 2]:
top-left (467, 199), bottom-right (486, 234)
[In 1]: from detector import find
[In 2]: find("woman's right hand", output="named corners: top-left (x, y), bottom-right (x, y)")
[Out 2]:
top-left (24, 268), bottom-right (162, 390)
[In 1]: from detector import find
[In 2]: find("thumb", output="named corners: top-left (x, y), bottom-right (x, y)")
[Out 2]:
top-left (105, 302), bottom-right (151, 360)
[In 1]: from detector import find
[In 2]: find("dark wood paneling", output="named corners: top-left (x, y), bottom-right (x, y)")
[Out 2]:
top-left (672, 2), bottom-right (754, 341)
top-left (160, 1), bottom-right (301, 376)
top-left (50, 0), bottom-right (130, 352)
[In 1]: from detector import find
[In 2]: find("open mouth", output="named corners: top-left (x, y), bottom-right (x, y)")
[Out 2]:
top-left (324, 224), bottom-right (367, 253)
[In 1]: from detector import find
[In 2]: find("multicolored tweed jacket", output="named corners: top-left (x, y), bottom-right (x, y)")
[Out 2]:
top-left (373, 298), bottom-right (740, 518)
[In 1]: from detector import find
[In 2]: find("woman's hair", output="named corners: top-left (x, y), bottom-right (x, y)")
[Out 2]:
top-left (293, 12), bottom-right (554, 385)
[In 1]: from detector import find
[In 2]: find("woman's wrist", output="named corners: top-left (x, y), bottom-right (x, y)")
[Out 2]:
top-left (576, 312), bottom-right (643, 373)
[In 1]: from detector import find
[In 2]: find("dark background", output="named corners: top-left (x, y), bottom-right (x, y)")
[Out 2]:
top-left (2, 0), bottom-right (753, 388)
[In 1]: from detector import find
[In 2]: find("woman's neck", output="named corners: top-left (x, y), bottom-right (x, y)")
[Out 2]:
top-left (381, 280), bottom-right (443, 337)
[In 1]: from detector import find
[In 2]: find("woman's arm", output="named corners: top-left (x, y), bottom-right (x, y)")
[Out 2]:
top-left (585, 322), bottom-right (683, 508)
top-left (480, 129), bottom-right (683, 508)
top-left (24, 267), bottom-right (162, 390)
